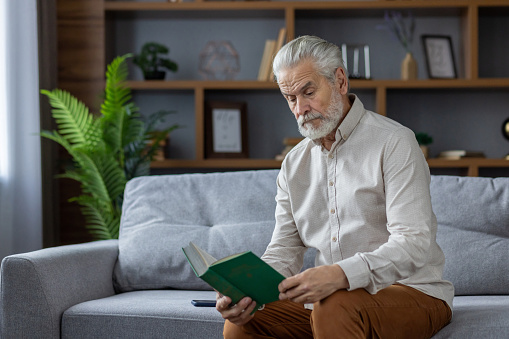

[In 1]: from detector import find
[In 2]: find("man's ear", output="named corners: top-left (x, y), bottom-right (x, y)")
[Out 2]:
top-left (335, 67), bottom-right (349, 95)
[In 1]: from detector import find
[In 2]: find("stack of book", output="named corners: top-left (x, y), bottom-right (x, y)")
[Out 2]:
top-left (438, 150), bottom-right (486, 160)
top-left (257, 27), bottom-right (287, 81)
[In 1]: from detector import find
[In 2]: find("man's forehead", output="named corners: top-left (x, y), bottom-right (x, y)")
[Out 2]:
top-left (278, 64), bottom-right (321, 95)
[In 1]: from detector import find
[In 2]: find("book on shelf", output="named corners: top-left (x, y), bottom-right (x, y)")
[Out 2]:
top-left (438, 150), bottom-right (486, 159)
top-left (258, 39), bottom-right (276, 81)
top-left (267, 27), bottom-right (287, 81)
top-left (182, 242), bottom-right (285, 313)
top-left (258, 27), bottom-right (287, 81)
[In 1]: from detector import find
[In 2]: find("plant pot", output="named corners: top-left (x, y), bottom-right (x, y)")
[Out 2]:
top-left (401, 52), bottom-right (418, 80)
top-left (144, 71), bottom-right (166, 80)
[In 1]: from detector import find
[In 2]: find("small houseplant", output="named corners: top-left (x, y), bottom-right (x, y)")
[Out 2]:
top-left (133, 42), bottom-right (178, 80)
top-left (415, 132), bottom-right (433, 159)
top-left (41, 54), bottom-right (179, 240)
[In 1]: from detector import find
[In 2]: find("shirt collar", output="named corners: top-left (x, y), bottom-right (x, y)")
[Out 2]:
top-left (311, 94), bottom-right (366, 149)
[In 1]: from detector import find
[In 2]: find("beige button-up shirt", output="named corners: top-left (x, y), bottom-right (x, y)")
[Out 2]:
top-left (262, 95), bottom-right (454, 310)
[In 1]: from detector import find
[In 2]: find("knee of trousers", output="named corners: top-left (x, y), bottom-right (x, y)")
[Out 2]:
top-left (311, 289), bottom-right (367, 327)
top-left (223, 320), bottom-right (244, 339)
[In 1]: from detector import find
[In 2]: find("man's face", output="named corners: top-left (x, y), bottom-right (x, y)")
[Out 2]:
top-left (278, 60), bottom-right (344, 140)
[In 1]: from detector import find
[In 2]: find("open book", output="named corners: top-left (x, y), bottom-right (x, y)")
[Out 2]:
top-left (182, 242), bottom-right (285, 312)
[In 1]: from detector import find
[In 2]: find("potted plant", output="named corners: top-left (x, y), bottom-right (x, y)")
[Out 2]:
top-left (41, 54), bottom-right (180, 240)
top-left (133, 42), bottom-right (178, 80)
top-left (415, 132), bottom-right (433, 159)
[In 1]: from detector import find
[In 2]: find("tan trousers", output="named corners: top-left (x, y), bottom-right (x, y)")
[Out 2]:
top-left (223, 284), bottom-right (452, 339)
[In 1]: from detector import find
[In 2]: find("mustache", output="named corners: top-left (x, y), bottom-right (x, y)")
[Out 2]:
top-left (297, 112), bottom-right (324, 126)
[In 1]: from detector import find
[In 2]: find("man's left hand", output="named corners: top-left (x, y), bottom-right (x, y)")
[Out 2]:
top-left (278, 264), bottom-right (349, 304)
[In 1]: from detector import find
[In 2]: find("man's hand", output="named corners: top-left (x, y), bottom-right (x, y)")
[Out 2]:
top-left (216, 293), bottom-right (257, 326)
top-left (278, 264), bottom-right (349, 304)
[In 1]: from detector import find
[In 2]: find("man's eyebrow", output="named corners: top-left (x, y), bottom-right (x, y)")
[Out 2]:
top-left (281, 81), bottom-right (314, 97)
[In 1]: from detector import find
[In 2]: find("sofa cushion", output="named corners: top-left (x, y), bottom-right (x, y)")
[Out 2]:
top-left (113, 170), bottom-right (281, 292)
top-left (62, 290), bottom-right (223, 339)
top-left (431, 296), bottom-right (509, 338)
top-left (431, 176), bottom-right (509, 295)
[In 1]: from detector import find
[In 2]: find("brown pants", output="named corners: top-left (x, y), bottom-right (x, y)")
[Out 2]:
top-left (223, 284), bottom-right (452, 339)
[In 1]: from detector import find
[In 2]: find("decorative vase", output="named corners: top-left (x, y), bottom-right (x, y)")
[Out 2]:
top-left (401, 52), bottom-right (418, 80)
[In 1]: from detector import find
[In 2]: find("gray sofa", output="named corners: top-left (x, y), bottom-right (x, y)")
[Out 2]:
top-left (1, 170), bottom-right (509, 338)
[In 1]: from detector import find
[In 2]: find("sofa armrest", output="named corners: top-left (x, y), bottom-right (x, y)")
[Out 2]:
top-left (1, 239), bottom-right (119, 338)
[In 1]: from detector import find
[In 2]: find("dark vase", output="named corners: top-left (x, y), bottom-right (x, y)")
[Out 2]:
top-left (144, 71), bottom-right (166, 80)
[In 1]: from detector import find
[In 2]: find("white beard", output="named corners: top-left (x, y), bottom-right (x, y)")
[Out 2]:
top-left (297, 91), bottom-right (344, 140)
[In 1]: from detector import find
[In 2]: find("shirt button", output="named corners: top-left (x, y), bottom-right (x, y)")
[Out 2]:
top-left (331, 208), bottom-right (335, 214)
top-left (332, 237), bottom-right (337, 242)
top-left (328, 154), bottom-right (334, 159)
top-left (329, 181), bottom-right (334, 186)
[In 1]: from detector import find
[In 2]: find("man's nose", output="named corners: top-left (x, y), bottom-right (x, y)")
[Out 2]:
top-left (294, 97), bottom-right (310, 119)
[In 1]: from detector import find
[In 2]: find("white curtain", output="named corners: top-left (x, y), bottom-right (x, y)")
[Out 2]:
top-left (0, 0), bottom-right (43, 260)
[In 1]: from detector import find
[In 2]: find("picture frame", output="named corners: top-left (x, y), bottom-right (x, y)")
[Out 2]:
top-left (421, 35), bottom-right (457, 79)
top-left (205, 101), bottom-right (248, 158)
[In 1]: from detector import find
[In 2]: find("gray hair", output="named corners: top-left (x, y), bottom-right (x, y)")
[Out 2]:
top-left (272, 35), bottom-right (349, 87)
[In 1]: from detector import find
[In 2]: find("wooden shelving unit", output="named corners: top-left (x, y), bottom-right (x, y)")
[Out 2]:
top-left (105, 0), bottom-right (509, 176)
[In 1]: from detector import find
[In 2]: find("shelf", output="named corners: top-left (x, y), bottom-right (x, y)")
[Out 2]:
top-left (111, 0), bottom-right (509, 175)
top-left (427, 158), bottom-right (509, 177)
top-left (105, 1), bottom-right (508, 12)
top-left (150, 158), bottom-right (509, 177)
top-left (127, 79), bottom-right (509, 91)
top-left (150, 158), bottom-right (282, 169)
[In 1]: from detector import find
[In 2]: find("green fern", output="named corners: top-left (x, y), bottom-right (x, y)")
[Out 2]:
top-left (40, 54), bottom-right (179, 240)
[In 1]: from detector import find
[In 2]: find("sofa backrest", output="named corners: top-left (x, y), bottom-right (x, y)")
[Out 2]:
top-left (114, 170), bottom-right (509, 296)
top-left (114, 170), bottom-right (284, 292)
top-left (431, 175), bottom-right (509, 296)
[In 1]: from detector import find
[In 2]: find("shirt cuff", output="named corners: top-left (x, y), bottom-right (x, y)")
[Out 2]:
top-left (337, 254), bottom-right (370, 291)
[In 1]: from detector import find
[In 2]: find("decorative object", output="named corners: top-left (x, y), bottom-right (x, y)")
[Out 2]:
top-left (133, 42), bottom-right (178, 80)
top-left (415, 132), bottom-right (433, 158)
top-left (205, 101), bottom-right (248, 158)
top-left (422, 35), bottom-right (457, 79)
top-left (40, 54), bottom-right (180, 240)
top-left (377, 11), bottom-right (417, 80)
top-left (341, 44), bottom-right (371, 79)
top-left (438, 150), bottom-right (485, 160)
top-left (199, 41), bottom-right (240, 80)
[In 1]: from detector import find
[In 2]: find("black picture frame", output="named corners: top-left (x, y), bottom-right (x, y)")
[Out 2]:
top-left (205, 101), bottom-right (248, 159)
top-left (421, 35), bottom-right (457, 79)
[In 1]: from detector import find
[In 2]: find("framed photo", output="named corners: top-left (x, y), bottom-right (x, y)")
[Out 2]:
top-left (421, 35), bottom-right (457, 79)
top-left (205, 101), bottom-right (248, 158)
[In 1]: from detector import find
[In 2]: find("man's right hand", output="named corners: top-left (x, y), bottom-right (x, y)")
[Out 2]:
top-left (216, 293), bottom-right (257, 326)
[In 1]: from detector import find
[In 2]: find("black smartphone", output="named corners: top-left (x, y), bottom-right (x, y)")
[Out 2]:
top-left (191, 299), bottom-right (217, 307)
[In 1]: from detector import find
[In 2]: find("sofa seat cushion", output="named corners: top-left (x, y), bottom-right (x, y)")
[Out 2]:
top-left (432, 296), bottom-right (509, 338)
top-left (62, 290), bottom-right (222, 339)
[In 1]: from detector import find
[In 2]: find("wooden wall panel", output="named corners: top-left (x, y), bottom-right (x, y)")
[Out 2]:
top-left (57, 0), bottom-right (104, 244)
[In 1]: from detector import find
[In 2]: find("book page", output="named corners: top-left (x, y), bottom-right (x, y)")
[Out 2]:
top-left (182, 242), bottom-right (217, 276)
top-left (190, 242), bottom-right (217, 267)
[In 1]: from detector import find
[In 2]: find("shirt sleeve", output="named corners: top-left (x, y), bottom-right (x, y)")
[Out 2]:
top-left (261, 162), bottom-right (308, 278)
top-left (338, 126), bottom-right (434, 294)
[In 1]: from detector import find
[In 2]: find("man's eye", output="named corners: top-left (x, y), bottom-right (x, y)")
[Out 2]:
top-left (305, 91), bottom-right (314, 96)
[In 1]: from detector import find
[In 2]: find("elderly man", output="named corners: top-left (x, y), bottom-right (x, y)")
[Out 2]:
top-left (217, 35), bottom-right (453, 338)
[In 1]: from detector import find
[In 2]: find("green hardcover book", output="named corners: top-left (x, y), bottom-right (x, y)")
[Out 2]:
top-left (182, 241), bottom-right (285, 312)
